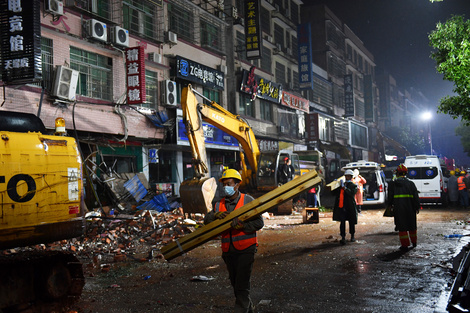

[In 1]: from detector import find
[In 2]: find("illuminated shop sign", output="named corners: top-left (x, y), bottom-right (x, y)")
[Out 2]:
top-left (125, 46), bottom-right (146, 105)
top-left (281, 91), bottom-right (309, 113)
top-left (177, 118), bottom-right (239, 148)
top-left (0, 0), bottom-right (42, 84)
top-left (240, 67), bottom-right (282, 103)
top-left (244, 0), bottom-right (262, 59)
top-left (176, 56), bottom-right (224, 90)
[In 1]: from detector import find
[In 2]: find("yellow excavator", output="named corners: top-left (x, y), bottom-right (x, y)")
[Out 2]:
top-left (179, 85), bottom-right (303, 213)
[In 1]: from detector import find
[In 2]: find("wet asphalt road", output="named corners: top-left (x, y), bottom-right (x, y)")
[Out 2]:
top-left (73, 205), bottom-right (470, 313)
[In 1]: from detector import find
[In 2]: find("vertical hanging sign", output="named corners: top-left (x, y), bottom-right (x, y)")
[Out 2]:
top-left (0, 0), bottom-right (42, 84)
top-left (125, 46), bottom-right (146, 105)
top-left (244, 0), bottom-right (262, 59)
top-left (298, 23), bottom-right (313, 90)
top-left (306, 113), bottom-right (319, 144)
top-left (344, 74), bottom-right (354, 117)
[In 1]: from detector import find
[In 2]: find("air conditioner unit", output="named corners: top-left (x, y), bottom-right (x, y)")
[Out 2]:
top-left (45, 0), bottom-right (64, 15)
top-left (163, 80), bottom-right (177, 106)
top-left (86, 19), bottom-right (107, 42)
top-left (279, 125), bottom-right (285, 133)
top-left (149, 52), bottom-right (162, 64)
top-left (266, 35), bottom-right (273, 43)
top-left (110, 26), bottom-right (129, 47)
top-left (52, 66), bottom-right (79, 101)
top-left (167, 31), bottom-right (178, 44)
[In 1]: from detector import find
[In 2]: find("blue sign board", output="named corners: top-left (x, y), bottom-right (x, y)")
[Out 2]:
top-left (177, 118), bottom-right (239, 148)
top-left (297, 23), bottom-right (313, 90)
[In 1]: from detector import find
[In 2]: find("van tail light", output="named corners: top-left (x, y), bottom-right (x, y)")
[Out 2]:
top-left (379, 184), bottom-right (383, 192)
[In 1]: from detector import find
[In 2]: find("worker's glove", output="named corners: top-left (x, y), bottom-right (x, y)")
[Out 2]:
top-left (231, 217), bottom-right (244, 230)
top-left (214, 211), bottom-right (229, 219)
top-left (340, 180), bottom-right (344, 187)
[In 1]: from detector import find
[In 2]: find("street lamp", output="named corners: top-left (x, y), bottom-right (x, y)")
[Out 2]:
top-left (421, 112), bottom-right (433, 155)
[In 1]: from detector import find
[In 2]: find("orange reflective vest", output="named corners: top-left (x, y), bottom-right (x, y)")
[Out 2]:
top-left (216, 193), bottom-right (258, 252)
top-left (458, 176), bottom-right (467, 191)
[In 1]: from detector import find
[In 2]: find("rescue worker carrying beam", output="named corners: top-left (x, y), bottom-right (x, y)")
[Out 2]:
top-left (386, 164), bottom-right (420, 251)
top-left (204, 169), bottom-right (264, 313)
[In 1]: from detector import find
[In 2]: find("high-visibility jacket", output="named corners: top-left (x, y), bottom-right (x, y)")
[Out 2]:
top-left (215, 193), bottom-right (258, 252)
top-left (458, 176), bottom-right (466, 191)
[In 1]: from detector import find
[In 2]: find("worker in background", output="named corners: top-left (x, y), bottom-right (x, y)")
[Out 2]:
top-left (458, 170), bottom-right (469, 209)
top-left (333, 169), bottom-right (358, 245)
top-left (448, 170), bottom-right (459, 207)
top-left (278, 156), bottom-right (295, 185)
top-left (352, 169), bottom-right (367, 213)
top-left (204, 169), bottom-right (264, 313)
top-left (386, 164), bottom-right (420, 252)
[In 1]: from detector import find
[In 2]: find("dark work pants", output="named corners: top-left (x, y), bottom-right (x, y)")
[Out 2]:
top-left (340, 219), bottom-right (355, 238)
top-left (222, 252), bottom-right (255, 313)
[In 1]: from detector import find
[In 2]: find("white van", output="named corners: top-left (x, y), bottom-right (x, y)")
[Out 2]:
top-left (342, 160), bottom-right (388, 206)
top-left (404, 155), bottom-right (444, 205)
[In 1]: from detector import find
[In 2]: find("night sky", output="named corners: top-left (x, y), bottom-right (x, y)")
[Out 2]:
top-left (302, 0), bottom-right (470, 166)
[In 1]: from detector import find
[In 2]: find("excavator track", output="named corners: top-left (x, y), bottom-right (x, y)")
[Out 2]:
top-left (0, 250), bottom-right (85, 313)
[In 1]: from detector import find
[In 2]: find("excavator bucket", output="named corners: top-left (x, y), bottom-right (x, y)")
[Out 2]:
top-left (180, 177), bottom-right (217, 214)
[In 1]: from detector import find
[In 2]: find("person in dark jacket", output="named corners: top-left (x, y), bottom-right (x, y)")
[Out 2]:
top-left (278, 157), bottom-right (295, 184)
top-left (204, 169), bottom-right (264, 313)
top-left (386, 164), bottom-right (420, 251)
top-left (332, 169), bottom-right (358, 244)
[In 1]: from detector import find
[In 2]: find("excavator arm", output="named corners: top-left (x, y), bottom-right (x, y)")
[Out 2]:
top-left (179, 85), bottom-right (260, 213)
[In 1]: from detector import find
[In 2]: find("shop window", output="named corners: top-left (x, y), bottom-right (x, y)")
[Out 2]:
top-left (239, 93), bottom-right (255, 118)
top-left (123, 0), bottom-right (156, 40)
top-left (102, 155), bottom-right (137, 174)
top-left (260, 99), bottom-right (272, 122)
top-left (148, 151), bottom-right (177, 187)
top-left (203, 88), bottom-right (220, 105)
top-left (70, 46), bottom-right (112, 101)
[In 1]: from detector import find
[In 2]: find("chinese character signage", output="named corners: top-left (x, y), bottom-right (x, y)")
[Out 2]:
top-left (240, 68), bottom-right (282, 103)
top-left (306, 113), bottom-right (319, 143)
top-left (281, 91), bottom-right (309, 113)
top-left (258, 139), bottom-right (279, 152)
top-left (364, 75), bottom-right (374, 122)
top-left (344, 74), bottom-right (354, 117)
top-left (125, 46), bottom-right (146, 105)
top-left (0, 0), bottom-right (42, 84)
top-left (244, 0), bottom-right (262, 59)
top-left (177, 118), bottom-right (239, 148)
top-left (297, 23), bottom-right (313, 90)
top-left (176, 56), bottom-right (224, 90)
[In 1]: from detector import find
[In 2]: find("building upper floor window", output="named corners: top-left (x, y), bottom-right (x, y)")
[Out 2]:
top-left (239, 93), bottom-right (255, 118)
top-left (260, 99), bottom-right (272, 122)
top-left (70, 46), bottom-right (112, 101)
top-left (39, 37), bottom-right (53, 90)
top-left (169, 3), bottom-right (193, 42)
top-left (201, 19), bottom-right (222, 53)
top-left (123, 0), bottom-right (157, 40)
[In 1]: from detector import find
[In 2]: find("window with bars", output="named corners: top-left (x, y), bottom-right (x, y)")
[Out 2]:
top-left (236, 31), bottom-right (247, 61)
top-left (260, 48), bottom-right (271, 73)
top-left (239, 93), bottom-right (255, 118)
top-left (144, 70), bottom-right (157, 109)
top-left (70, 46), bottom-right (112, 101)
top-left (201, 19), bottom-right (222, 52)
top-left (40, 37), bottom-right (53, 90)
top-left (260, 99), bottom-right (272, 122)
top-left (290, 1), bottom-right (299, 24)
top-left (275, 62), bottom-right (286, 86)
top-left (123, 0), bottom-right (157, 40)
top-left (260, 6), bottom-right (270, 34)
top-left (274, 24), bottom-right (284, 49)
top-left (168, 3), bottom-right (193, 42)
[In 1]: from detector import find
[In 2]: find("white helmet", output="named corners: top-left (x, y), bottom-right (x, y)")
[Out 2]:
top-left (344, 169), bottom-right (354, 176)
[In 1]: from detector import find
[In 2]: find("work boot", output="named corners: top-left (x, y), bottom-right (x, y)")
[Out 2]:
top-left (412, 242), bottom-right (417, 248)
top-left (399, 246), bottom-right (409, 252)
top-left (340, 236), bottom-right (346, 245)
top-left (350, 235), bottom-right (356, 242)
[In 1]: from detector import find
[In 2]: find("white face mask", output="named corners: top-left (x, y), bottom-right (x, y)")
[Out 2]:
top-left (224, 185), bottom-right (236, 196)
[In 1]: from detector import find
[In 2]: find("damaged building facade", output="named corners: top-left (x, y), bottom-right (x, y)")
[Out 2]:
top-left (0, 0), bottom-right (430, 209)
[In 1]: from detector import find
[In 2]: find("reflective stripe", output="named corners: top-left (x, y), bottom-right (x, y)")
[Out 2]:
top-left (221, 233), bottom-right (256, 243)
top-left (394, 194), bottom-right (413, 198)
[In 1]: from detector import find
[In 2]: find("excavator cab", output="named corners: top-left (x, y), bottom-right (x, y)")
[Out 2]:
top-left (256, 150), bottom-right (300, 191)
